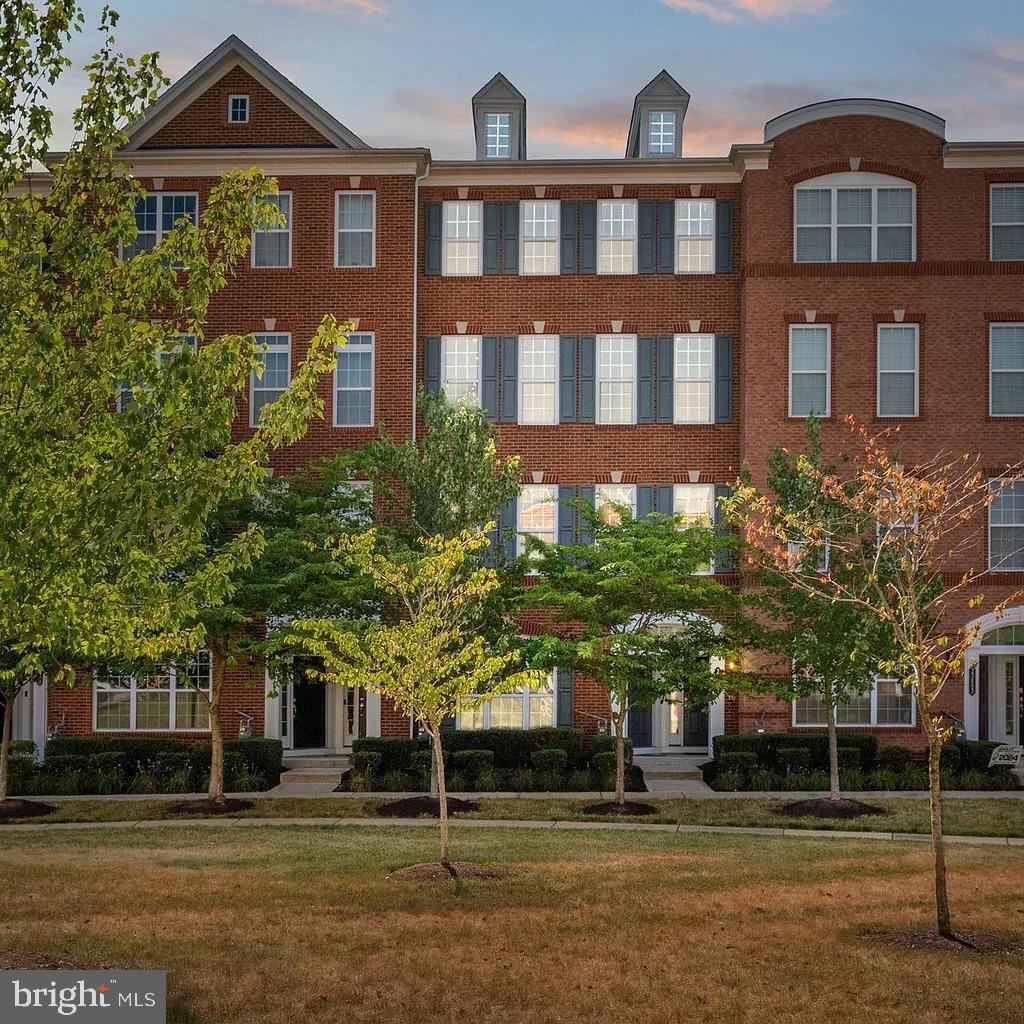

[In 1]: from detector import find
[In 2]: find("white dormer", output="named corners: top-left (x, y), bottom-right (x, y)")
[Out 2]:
top-left (625, 70), bottom-right (690, 159)
top-left (472, 73), bottom-right (526, 160)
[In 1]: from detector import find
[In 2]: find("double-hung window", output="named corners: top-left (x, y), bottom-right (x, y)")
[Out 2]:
top-left (124, 193), bottom-right (198, 259)
top-left (675, 200), bottom-right (714, 274)
top-left (441, 335), bottom-right (481, 406)
top-left (877, 324), bottom-right (919, 417)
top-left (335, 192), bottom-right (375, 267)
top-left (334, 333), bottom-right (374, 426)
top-left (990, 324), bottom-right (1024, 416)
top-left (459, 670), bottom-right (556, 729)
top-left (484, 113), bottom-right (511, 158)
top-left (648, 111), bottom-right (676, 155)
top-left (991, 185), bottom-right (1024, 261)
top-left (789, 325), bottom-right (831, 418)
top-left (520, 201), bottom-right (559, 275)
top-left (250, 333), bottom-right (291, 426)
top-left (518, 335), bottom-right (558, 424)
top-left (794, 677), bottom-right (913, 726)
top-left (674, 333), bottom-right (714, 423)
top-left (94, 653), bottom-right (212, 732)
top-left (673, 483), bottom-right (714, 573)
top-left (252, 192), bottom-right (291, 268)
top-left (442, 201), bottom-right (482, 275)
top-left (517, 484), bottom-right (557, 557)
top-left (598, 200), bottom-right (637, 274)
top-left (596, 484), bottom-right (636, 525)
top-left (989, 479), bottom-right (1024, 571)
top-left (597, 335), bottom-right (636, 424)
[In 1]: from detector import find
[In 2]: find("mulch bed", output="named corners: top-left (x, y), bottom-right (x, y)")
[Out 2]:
top-left (389, 861), bottom-right (512, 882)
top-left (864, 930), bottom-right (1024, 955)
top-left (581, 800), bottom-right (659, 816)
top-left (0, 799), bottom-right (56, 821)
top-left (779, 798), bottom-right (886, 819)
top-left (164, 797), bottom-right (255, 816)
top-left (374, 796), bottom-right (480, 818)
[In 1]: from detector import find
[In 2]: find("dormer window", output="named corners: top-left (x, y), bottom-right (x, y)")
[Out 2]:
top-left (472, 75), bottom-right (526, 160)
top-left (485, 113), bottom-right (512, 158)
top-left (229, 94), bottom-right (249, 124)
top-left (648, 111), bottom-right (676, 155)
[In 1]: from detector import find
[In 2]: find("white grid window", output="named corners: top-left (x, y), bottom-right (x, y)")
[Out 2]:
top-left (459, 671), bottom-right (555, 730)
top-left (335, 192), bottom-right (375, 268)
top-left (253, 192), bottom-right (291, 268)
top-left (250, 333), bottom-right (291, 426)
top-left (94, 653), bottom-right (212, 732)
top-left (789, 325), bottom-right (831, 418)
top-left (674, 334), bottom-right (713, 423)
top-left (441, 335), bottom-right (481, 406)
top-left (518, 335), bottom-right (558, 424)
top-left (334, 333), bottom-right (374, 427)
top-left (518, 484), bottom-right (557, 556)
top-left (991, 185), bottom-right (1024, 261)
top-left (794, 677), bottom-right (913, 726)
top-left (990, 324), bottom-right (1024, 416)
top-left (228, 95), bottom-right (249, 123)
top-left (123, 193), bottom-right (197, 259)
top-left (675, 200), bottom-right (714, 274)
top-left (443, 201), bottom-right (482, 276)
top-left (520, 201), bottom-right (559, 275)
top-left (990, 479), bottom-right (1024, 571)
top-left (598, 200), bottom-right (637, 275)
top-left (648, 111), bottom-right (676, 155)
top-left (597, 334), bottom-right (636, 424)
top-left (596, 484), bottom-right (636, 526)
top-left (673, 483), bottom-right (714, 573)
top-left (118, 335), bottom-right (197, 411)
top-left (877, 324), bottom-right (919, 417)
top-left (485, 113), bottom-right (512, 158)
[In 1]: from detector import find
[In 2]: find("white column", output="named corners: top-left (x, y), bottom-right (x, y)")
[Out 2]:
top-left (707, 692), bottom-right (726, 758)
top-left (963, 651), bottom-right (981, 740)
top-left (32, 679), bottom-right (48, 763)
top-left (263, 670), bottom-right (280, 741)
top-left (366, 690), bottom-right (381, 738)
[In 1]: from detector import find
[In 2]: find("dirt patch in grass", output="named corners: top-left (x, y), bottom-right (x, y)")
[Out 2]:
top-left (0, 952), bottom-right (106, 970)
top-left (164, 798), bottom-right (254, 816)
top-left (389, 860), bottom-right (513, 882)
top-left (864, 930), bottom-right (1024, 955)
top-left (0, 799), bottom-right (56, 821)
top-left (779, 798), bottom-right (886, 819)
top-left (582, 800), bottom-right (659, 816)
top-left (375, 796), bottom-right (479, 817)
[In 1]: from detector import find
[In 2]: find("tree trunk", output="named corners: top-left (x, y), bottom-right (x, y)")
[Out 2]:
top-left (208, 646), bottom-right (226, 803)
top-left (614, 711), bottom-right (626, 807)
top-left (825, 690), bottom-right (841, 802)
top-left (0, 691), bottom-right (13, 803)
top-left (429, 721), bottom-right (450, 867)
top-left (926, 732), bottom-right (953, 938)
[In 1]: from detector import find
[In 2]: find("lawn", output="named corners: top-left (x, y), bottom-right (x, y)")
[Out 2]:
top-left (0, 826), bottom-right (1021, 1023)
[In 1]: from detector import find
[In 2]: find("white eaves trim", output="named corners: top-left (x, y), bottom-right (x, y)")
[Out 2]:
top-left (765, 98), bottom-right (946, 142)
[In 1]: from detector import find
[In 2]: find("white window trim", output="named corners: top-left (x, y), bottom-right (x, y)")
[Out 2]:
top-left (674, 199), bottom-right (716, 275)
top-left (876, 323), bottom-right (919, 418)
top-left (988, 477), bottom-right (1024, 572)
top-left (228, 94), bottom-right (249, 124)
top-left (673, 333), bottom-right (715, 424)
top-left (518, 200), bottom-right (561, 277)
top-left (120, 192), bottom-right (199, 260)
top-left (788, 324), bottom-right (832, 419)
top-left (516, 485), bottom-right (558, 557)
top-left (440, 335), bottom-right (483, 406)
top-left (442, 200), bottom-right (483, 277)
top-left (250, 332), bottom-right (291, 428)
top-left (92, 656), bottom-right (213, 733)
top-left (791, 675), bottom-right (916, 728)
top-left (597, 199), bottom-right (638, 276)
top-left (455, 669), bottom-right (557, 730)
top-left (672, 483), bottom-right (716, 575)
top-left (989, 322), bottom-right (1024, 418)
top-left (251, 191), bottom-right (292, 269)
top-left (596, 333), bottom-right (637, 425)
top-left (990, 184), bottom-right (1024, 262)
top-left (595, 484), bottom-right (637, 524)
top-left (517, 334), bottom-right (559, 425)
top-left (334, 190), bottom-right (376, 269)
top-left (647, 111), bottom-right (677, 156)
top-left (333, 332), bottom-right (375, 428)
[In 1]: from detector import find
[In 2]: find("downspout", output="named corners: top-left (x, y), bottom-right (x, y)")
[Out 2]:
top-left (412, 155), bottom-right (431, 441)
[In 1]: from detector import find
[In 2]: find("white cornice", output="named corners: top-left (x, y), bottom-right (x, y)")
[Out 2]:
top-left (765, 99), bottom-right (946, 141)
top-left (944, 142), bottom-right (1024, 168)
top-left (107, 148), bottom-right (429, 178)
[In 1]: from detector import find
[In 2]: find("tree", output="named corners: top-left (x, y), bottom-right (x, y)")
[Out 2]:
top-left (731, 419), bottom-right (1023, 938)
top-left (291, 528), bottom-right (542, 867)
top-left (524, 501), bottom-right (739, 808)
top-left (0, 4), bottom-right (340, 806)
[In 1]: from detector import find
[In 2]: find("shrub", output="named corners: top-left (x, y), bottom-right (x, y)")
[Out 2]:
top-left (535, 770), bottom-right (564, 791)
top-left (714, 769), bottom-right (744, 792)
top-left (509, 768), bottom-right (536, 792)
top-left (350, 738), bottom-right (419, 773)
top-left (348, 772), bottom-right (374, 792)
top-left (442, 728), bottom-right (584, 770)
top-left (837, 746), bottom-right (862, 770)
top-left (957, 740), bottom-right (1001, 773)
top-left (566, 769), bottom-right (592, 792)
top-left (838, 768), bottom-right (864, 791)
top-left (718, 751), bottom-right (757, 776)
top-left (806, 770), bottom-right (829, 791)
top-left (868, 769), bottom-right (900, 791)
top-left (475, 766), bottom-right (500, 792)
top-left (776, 748), bottom-right (809, 775)
top-left (590, 751), bottom-right (618, 775)
top-left (530, 748), bottom-right (569, 772)
top-left (939, 744), bottom-right (962, 773)
top-left (409, 750), bottom-right (433, 773)
top-left (747, 768), bottom-right (781, 791)
top-left (958, 769), bottom-right (990, 791)
top-left (130, 771), bottom-right (160, 795)
top-left (896, 767), bottom-right (928, 791)
top-left (44, 754), bottom-right (91, 774)
top-left (94, 770), bottom-right (128, 795)
top-left (230, 768), bottom-right (265, 794)
top-left (445, 769), bottom-right (467, 792)
top-left (589, 734), bottom-right (633, 765)
top-left (151, 751), bottom-right (195, 780)
top-left (350, 751), bottom-right (383, 775)
top-left (380, 770), bottom-right (410, 792)
top-left (877, 745), bottom-right (912, 772)
top-left (10, 740), bottom-right (36, 758)
top-left (451, 749), bottom-right (495, 776)
top-left (713, 732), bottom-right (877, 771)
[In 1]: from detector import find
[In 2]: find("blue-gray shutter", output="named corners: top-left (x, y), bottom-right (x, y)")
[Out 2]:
top-left (638, 200), bottom-right (656, 274)
top-left (502, 202), bottom-right (519, 274)
top-left (424, 337), bottom-right (441, 395)
top-left (656, 335), bottom-right (674, 423)
top-left (656, 199), bottom-right (675, 273)
top-left (556, 668), bottom-right (575, 727)
top-left (715, 199), bottom-right (734, 273)
top-left (637, 336), bottom-right (655, 424)
top-left (425, 203), bottom-right (442, 276)
top-left (500, 498), bottom-right (518, 560)
top-left (577, 485), bottom-right (595, 544)
top-left (483, 202), bottom-right (500, 275)
top-left (580, 202), bottom-right (597, 275)
top-left (481, 336), bottom-right (499, 421)
top-left (637, 485), bottom-right (655, 519)
top-left (656, 484), bottom-right (674, 515)
top-left (578, 335), bottom-right (596, 423)
top-left (440, 714), bottom-right (456, 733)
top-left (714, 334), bottom-right (733, 423)
top-left (558, 486), bottom-right (577, 545)
top-left (560, 202), bottom-right (578, 274)
top-left (714, 483), bottom-right (734, 571)
top-left (500, 335), bottom-right (518, 423)
top-left (559, 335), bottom-right (577, 423)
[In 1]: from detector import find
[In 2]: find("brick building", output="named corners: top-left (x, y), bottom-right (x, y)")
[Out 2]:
top-left (19, 35), bottom-right (1024, 759)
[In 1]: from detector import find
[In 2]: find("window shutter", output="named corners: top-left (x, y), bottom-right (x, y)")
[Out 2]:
top-left (578, 335), bottom-right (596, 423)
top-left (424, 336), bottom-right (441, 394)
top-left (715, 199), bottom-right (734, 273)
top-left (558, 486), bottom-right (577, 545)
top-left (656, 484), bottom-right (674, 515)
top-left (560, 202), bottom-right (578, 274)
top-left (500, 498), bottom-right (518, 560)
top-left (637, 336), bottom-right (655, 423)
top-left (556, 668), bottom-right (575, 727)
top-left (637, 485), bottom-right (655, 518)
top-left (559, 335), bottom-right (578, 423)
top-left (714, 483), bottom-right (734, 571)
top-left (577, 485), bottom-right (596, 544)
top-left (502, 202), bottom-right (519, 274)
top-left (425, 203), bottom-right (442, 276)
top-left (638, 200), bottom-right (656, 274)
top-left (580, 201), bottom-right (597, 274)
top-left (500, 335), bottom-right (518, 423)
top-left (656, 335), bottom-right (674, 423)
top-left (481, 336), bottom-right (499, 420)
top-left (440, 714), bottom-right (456, 733)
top-left (714, 334), bottom-right (733, 423)
top-left (483, 202), bottom-right (501, 274)
top-left (657, 199), bottom-right (675, 273)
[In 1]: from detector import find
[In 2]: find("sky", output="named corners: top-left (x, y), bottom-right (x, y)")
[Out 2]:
top-left (49, 0), bottom-right (1024, 156)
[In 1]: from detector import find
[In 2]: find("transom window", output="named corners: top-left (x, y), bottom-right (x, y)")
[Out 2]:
top-left (598, 200), bottom-right (637, 274)
top-left (597, 334), bottom-right (637, 424)
top-left (596, 484), bottom-right (636, 526)
top-left (789, 325), bottom-right (831, 418)
top-left (674, 334), bottom-right (714, 423)
top-left (123, 193), bottom-right (197, 259)
top-left (518, 335), bottom-right (558, 424)
top-left (441, 335), bottom-right (481, 406)
top-left (673, 483), bottom-right (714, 573)
top-left (991, 185), bottom-right (1024, 261)
top-left (989, 479), bottom-right (1024, 571)
top-left (335, 192), bottom-right (375, 268)
top-left (990, 324), bottom-right (1024, 416)
top-left (675, 200), bottom-right (714, 274)
top-left (442, 201), bottom-right (482, 276)
top-left (94, 653), bottom-right (212, 731)
top-left (518, 484), bottom-right (557, 556)
top-left (334, 333), bottom-right (374, 427)
top-left (877, 324), bottom-right (919, 417)
top-left (459, 670), bottom-right (556, 729)
top-left (794, 677), bottom-right (913, 726)
top-left (520, 201), bottom-right (559, 275)
top-left (982, 625), bottom-right (1024, 645)
top-left (250, 333), bottom-right (291, 426)
top-left (228, 94), bottom-right (249, 124)
top-left (795, 173), bottom-right (914, 263)
top-left (648, 111), bottom-right (676, 155)
top-left (484, 113), bottom-right (512, 158)
top-left (252, 192), bottom-right (291, 268)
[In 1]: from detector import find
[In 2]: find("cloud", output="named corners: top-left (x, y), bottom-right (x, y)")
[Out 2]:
top-left (241, 0), bottom-right (388, 15)
top-left (958, 40), bottom-right (1024, 91)
top-left (661, 0), bottom-right (832, 22)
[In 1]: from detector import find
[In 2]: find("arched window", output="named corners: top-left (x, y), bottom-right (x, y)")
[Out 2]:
top-left (794, 172), bottom-right (915, 264)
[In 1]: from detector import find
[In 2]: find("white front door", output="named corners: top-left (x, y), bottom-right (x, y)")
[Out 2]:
top-left (990, 655), bottom-right (1021, 745)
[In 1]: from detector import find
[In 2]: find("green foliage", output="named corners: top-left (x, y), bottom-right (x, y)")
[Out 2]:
top-left (939, 744), bottom-right (962, 773)
top-left (957, 741), bottom-right (1001, 773)
top-left (475, 766), bottom-right (501, 792)
top-left (442, 727), bottom-right (584, 770)
top-left (451, 749), bottom-right (495, 775)
top-left (837, 746), bottom-right (863, 770)
top-left (350, 751), bottom-right (383, 775)
top-left (530, 748), bottom-right (569, 773)
top-left (509, 768), bottom-right (537, 792)
top-left (350, 738), bottom-right (420, 773)
top-left (776, 748), bottom-right (809, 774)
top-left (590, 751), bottom-right (619, 774)
top-left (747, 768), bottom-right (781, 791)
top-left (380, 770), bottom-right (410, 793)
top-left (715, 770), bottom-right (745, 792)
top-left (713, 732), bottom-right (878, 770)
top-left (9, 740), bottom-right (36, 759)
top-left (718, 751), bottom-right (758, 776)
top-left (589, 734), bottom-right (633, 765)
top-left (877, 745), bottom-right (913, 771)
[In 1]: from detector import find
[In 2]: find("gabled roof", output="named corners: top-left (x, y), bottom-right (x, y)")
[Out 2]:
top-left (625, 70), bottom-right (691, 158)
top-left (471, 72), bottom-right (527, 160)
top-left (472, 72), bottom-right (526, 106)
top-left (123, 35), bottom-right (368, 152)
